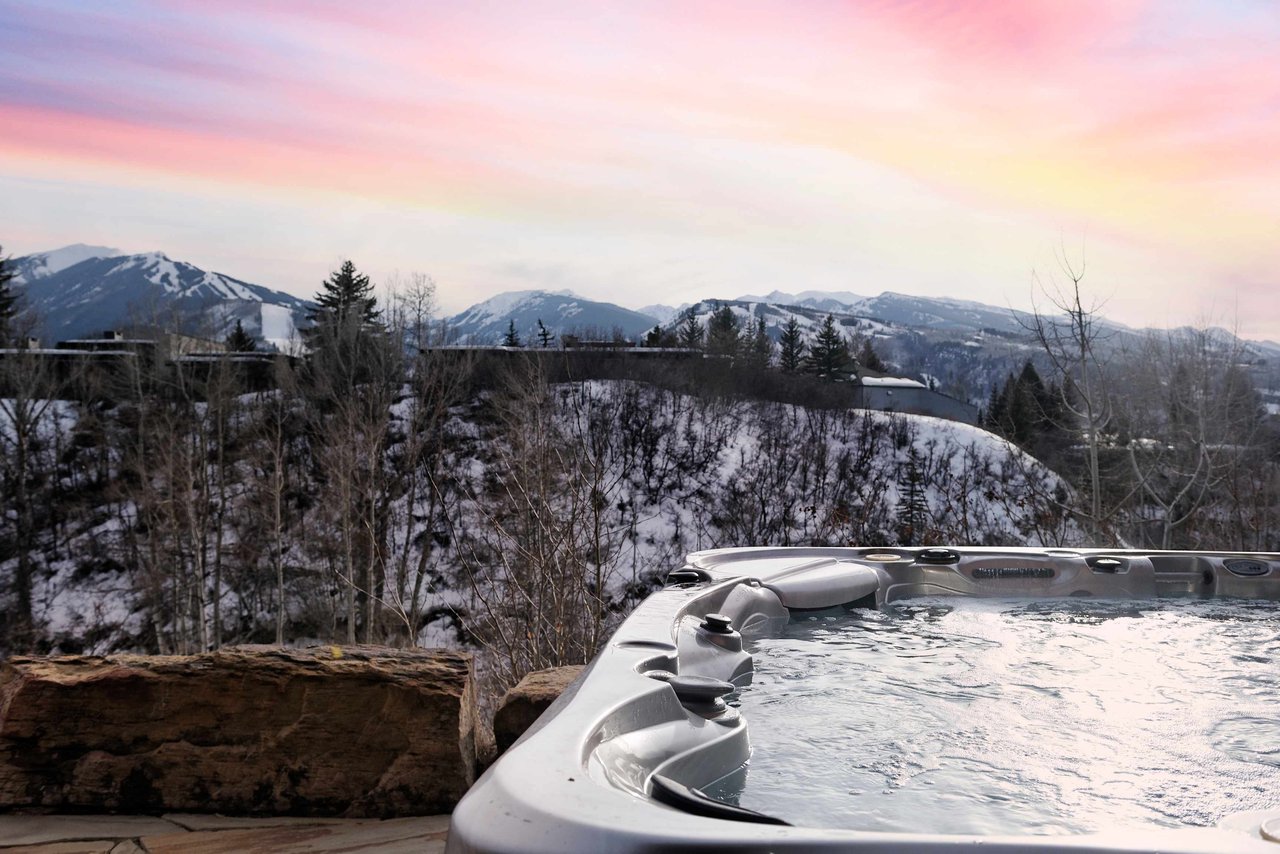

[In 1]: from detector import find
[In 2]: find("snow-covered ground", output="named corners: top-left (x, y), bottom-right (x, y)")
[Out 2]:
top-left (2, 379), bottom-right (1074, 657)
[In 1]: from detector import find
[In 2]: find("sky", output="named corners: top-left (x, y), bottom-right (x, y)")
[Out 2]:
top-left (1, 1), bottom-right (1278, 337)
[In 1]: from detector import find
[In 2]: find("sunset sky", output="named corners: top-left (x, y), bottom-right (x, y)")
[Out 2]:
top-left (1, 1), bottom-right (1278, 336)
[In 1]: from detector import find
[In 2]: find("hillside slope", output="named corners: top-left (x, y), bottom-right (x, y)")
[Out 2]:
top-left (4, 378), bottom-right (1072, 657)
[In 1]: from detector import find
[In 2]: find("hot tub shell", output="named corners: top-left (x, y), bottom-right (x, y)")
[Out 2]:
top-left (448, 547), bottom-right (1280, 853)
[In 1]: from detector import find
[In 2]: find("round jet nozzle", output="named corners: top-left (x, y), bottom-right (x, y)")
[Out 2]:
top-left (700, 613), bottom-right (734, 634)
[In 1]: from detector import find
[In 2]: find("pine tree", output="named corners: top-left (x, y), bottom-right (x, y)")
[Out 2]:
top-left (806, 314), bottom-right (851, 380)
top-left (225, 319), bottom-right (257, 352)
top-left (677, 310), bottom-right (704, 349)
top-left (745, 317), bottom-right (773, 371)
top-left (778, 316), bottom-right (805, 373)
top-left (984, 381), bottom-right (1008, 432)
top-left (856, 337), bottom-right (887, 373)
top-left (502, 319), bottom-right (523, 348)
top-left (0, 245), bottom-right (18, 346)
top-left (645, 324), bottom-right (678, 347)
top-left (536, 318), bottom-right (554, 348)
top-left (705, 304), bottom-right (741, 357)
top-left (895, 448), bottom-right (930, 546)
top-left (310, 260), bottom-right (378, 326)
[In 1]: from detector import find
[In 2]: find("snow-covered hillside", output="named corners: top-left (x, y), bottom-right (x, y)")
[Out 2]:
top-left (4, 377), bottom-right (1073, 659)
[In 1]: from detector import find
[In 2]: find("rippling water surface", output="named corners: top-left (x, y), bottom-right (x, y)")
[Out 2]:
top-left (713, 598), bottom-right (1280, 836)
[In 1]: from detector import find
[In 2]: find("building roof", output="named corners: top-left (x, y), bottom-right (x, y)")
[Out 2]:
top-left (857, 376), bottom-right (926, 388)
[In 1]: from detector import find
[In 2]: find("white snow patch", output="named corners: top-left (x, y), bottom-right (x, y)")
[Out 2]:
top-left (141, 252), bottom-right (183, 293)
top-left (18, 244), bottom-right (121, 281)
top-left (859, 376), bottom-right (926, 388)
top-left (202, 272), bottom-right (256, 301)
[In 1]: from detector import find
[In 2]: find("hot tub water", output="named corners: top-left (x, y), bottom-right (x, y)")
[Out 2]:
top-left (713, 598), bottom-right (1280, 836)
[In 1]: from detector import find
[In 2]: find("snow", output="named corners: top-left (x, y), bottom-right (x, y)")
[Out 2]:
top-left (735, 289), bottom-right (864, 307)
top-left (260, 303), bottom-right (294, 340)
top-left (260, 303), bottom-right (300, 352)
top-left (859, 376), bottom-right (925, 388)
top-left (637, 304), bottom-right (680, 323)
top-left (8, 377), bottom-right (1071, 655)
top-left (140, 252), bottom-right (183, 293)
top-left (462, 289), bottom-right (578, 323)
top-left (18, 244), bottom-right (120, 281)
top-left (202, 272), bottom-right (256, 301)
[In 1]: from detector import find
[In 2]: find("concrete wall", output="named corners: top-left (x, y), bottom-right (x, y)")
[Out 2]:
top-left (852, 385), bottom-right (978, 424)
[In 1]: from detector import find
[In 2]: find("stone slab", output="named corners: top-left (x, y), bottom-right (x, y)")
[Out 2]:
top-left (160, 814), bottom-right (349, 832)
top-left (0, 843), bottom-right (116, 854)
top-left (0, 815), bottom-right (181, 846)
top-left (141, 816), bottom-right (450, 854)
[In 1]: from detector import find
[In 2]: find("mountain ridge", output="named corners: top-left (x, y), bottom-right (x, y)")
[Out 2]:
top-left (445, 289), bottom-right (658, 343)
top-left (10, 245), bottom-right (311, 350)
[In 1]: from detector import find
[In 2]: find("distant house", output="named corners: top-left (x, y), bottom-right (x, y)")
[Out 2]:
top-left (55, 330), bottom-right (226, 365)
top-left (851, 375), bottom-right (978, 424)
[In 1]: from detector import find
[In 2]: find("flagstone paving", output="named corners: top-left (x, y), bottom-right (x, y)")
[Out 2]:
top-left (0, 814), bottom-right (449, 853)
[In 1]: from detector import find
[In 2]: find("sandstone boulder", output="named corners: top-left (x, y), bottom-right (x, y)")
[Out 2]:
top-left (0, 645), bottom-right (475, 817)
top-left (491, 665), bottom-right (584, 757)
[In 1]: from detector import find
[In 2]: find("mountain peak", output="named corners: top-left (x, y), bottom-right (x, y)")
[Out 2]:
top-left (11, 245), bottom-right (310, 350)
top-left (447, 289), bottom-right (657, 343)
top-left (15, 244), bottom-right (122, 281)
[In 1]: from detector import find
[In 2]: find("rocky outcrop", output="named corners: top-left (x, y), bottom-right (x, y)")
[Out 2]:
top-left (491, 665), bottom-right (584, 757)
top-left (0, 645), bottom-right (475, 817)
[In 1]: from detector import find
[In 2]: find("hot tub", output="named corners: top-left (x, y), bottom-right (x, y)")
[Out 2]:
top-left (447, 547), bottom-right (1280, 853)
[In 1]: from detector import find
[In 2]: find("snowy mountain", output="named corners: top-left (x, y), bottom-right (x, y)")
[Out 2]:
top-left (664, 297), bottom-right (1046, 406)
top-left (727, 290), bottom-right (1025, 335)
top-left (12, 246), bottom-right (311, 350)
top-left (446, 289), bottom-right (658, 343)
top-left (636, 303), bottom-right (684, 325)
top-left (10, 244), bottom-right (122, 283)
top-left (735, 289), bottom-right (866, 313)
top-left (851, 292), bottom-right (1034, 335)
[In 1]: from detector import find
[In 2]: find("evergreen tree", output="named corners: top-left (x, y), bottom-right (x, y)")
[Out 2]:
top-left (983, 381), bottom-right (1003, 435)
top-left (705, 304), bottom-right (742, 357)
top-left (310, 260), bottom-right (378, 326)
top-left (225, 319), bottom-right (257, 352)
top-left (806, 315), bottom-right (851, 380)
top-left (856, 337), bottom-right (887, 373)
top-left (745, 317), bottom-right (773, 371)
top-left (677, 310), bottom-right (704, 350)
top-left (895, 448), bottom-right (930, 546)
top-left (778, 316), bottom-right (805, 373)
top-left (536, 318), bottom-right (554, 348)
top-left (644, 324), bottom-right (678, 347)
top-left (502, 319), bottom-right (523, 348)
top-left (0, 245), bottom-right (17, 346)
top-left (985, 361), bottom-right (1069, 457)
